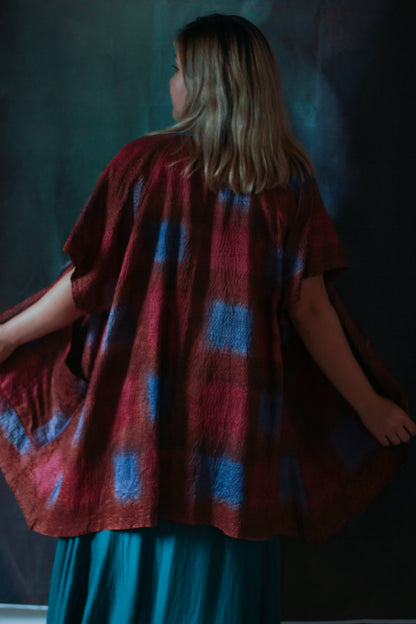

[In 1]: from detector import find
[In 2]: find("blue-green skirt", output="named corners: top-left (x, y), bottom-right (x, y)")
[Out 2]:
top-left (46, 519), bottom-right (281, 624)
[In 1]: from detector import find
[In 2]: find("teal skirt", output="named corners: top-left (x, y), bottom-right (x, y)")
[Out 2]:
top-left (46, 519), bottom-right (281, 624)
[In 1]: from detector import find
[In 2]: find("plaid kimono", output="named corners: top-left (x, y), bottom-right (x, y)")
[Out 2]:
top-left (0, 132), bottom-right (410, 543)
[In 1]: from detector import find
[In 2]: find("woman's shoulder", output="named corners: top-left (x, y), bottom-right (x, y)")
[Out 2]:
top-left (103, 132), bottom-right (186, 190)
top-left (112, 132), bottom-right (183, 168)
top-left (286, 172), bottom-right (316, 196)
top-left (263, 173), bottom-right (316, 207)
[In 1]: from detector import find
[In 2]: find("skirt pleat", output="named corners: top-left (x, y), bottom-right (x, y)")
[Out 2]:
top-left (46, 519), bottom-right (281, 624)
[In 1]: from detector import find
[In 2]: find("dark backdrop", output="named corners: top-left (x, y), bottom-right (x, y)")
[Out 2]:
top-left (0, 0), bottom-right (415, 619)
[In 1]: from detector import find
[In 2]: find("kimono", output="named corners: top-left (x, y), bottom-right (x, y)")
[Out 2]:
top-left (0, 132), bottom-right (410, 543)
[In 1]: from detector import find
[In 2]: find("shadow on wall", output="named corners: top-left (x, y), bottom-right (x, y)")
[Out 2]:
top-left (263, 1), bottom-right (416, 622)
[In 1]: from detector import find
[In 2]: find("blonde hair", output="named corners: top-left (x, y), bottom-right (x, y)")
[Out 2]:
top-left (145, 13), bottom-right (316, 194)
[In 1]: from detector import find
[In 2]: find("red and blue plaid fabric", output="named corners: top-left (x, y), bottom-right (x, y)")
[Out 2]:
top-left (0, 133), bottom-right (410, 542)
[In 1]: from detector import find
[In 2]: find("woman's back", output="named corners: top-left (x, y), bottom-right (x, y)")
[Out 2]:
top-left (0, 130), bottom-right (408, 545)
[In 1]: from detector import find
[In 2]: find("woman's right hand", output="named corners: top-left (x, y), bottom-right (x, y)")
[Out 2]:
top-left (0, 324), bottom-right (18, 365)
top-left (358, 393), bottom-right (416, 447)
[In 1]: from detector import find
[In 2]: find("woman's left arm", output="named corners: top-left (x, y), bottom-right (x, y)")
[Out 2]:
top-left (287, 274), bottom-right (416, 447)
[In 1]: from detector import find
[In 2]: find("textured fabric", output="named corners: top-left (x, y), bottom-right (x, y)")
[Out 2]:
top-left (46, 520), bottom-right (281, 624)
top-left (0, 132), bottom-right (411, 543)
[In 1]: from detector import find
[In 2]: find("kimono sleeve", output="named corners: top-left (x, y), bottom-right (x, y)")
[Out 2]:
top-left (62, 160), bottom-right (133, 314)
top-left (282, 177), bottom-right (350, 312)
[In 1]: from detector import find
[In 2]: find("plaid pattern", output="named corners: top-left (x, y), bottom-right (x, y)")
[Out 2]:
top-left (0, 133), bottom-right (410, 542)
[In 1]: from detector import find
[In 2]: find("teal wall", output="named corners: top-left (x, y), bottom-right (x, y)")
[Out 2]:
top-left (0, 1), bottom-right (274, 307)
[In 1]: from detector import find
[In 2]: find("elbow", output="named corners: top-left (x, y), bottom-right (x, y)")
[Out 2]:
top-left (288, 300), bottom-right (331, 325)
top-left (288, 304), bottom-right (313, 325)
top-left (286, 274), bottom-right (332, 324)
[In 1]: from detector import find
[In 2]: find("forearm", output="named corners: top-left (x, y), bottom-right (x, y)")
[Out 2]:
top-left (2, 268), bottom-right (84, 348)
top-left (290, 301), bottom-right (378, 416)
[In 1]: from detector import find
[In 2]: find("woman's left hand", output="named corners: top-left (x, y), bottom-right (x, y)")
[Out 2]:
top-left (358, 394), bottom-right (416, 447)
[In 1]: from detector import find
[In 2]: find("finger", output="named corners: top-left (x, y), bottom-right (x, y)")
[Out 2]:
top-left (390, 433), bottom-right (402, 445)
top-left (404, 419), bottom-right (416, 436)
top-left (391, 428), bottom-right (411, 444)
top-left (396, 426), bottom-right (411, 443)
top-left (398, 421), bottom-right (416, 440)
top-left (385, 430), bottom-right (401, 445)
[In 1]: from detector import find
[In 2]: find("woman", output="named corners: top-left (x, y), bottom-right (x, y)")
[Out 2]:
top-left (0, 13), bottom-right (414, 624)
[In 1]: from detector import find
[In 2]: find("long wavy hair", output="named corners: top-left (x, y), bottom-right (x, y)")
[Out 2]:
top-left (145, 13), bottom-right (316, 194)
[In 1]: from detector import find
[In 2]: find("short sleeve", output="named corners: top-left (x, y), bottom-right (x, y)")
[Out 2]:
top-left (282, 177), bottom-right (350, 312)
top-left (62, 160), bottom-right (133, 314)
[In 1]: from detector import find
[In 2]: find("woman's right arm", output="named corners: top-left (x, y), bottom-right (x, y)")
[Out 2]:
top-left (0, 267), bottom-right (84, 364)
top-left (287, 273), bottom-right (416, 446)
